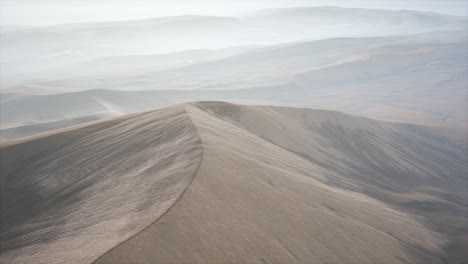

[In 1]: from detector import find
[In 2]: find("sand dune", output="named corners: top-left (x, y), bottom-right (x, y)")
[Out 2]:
top-left (1, 102), bottom-right (466, 263)
top-left (12, 32), bottom-right (464, 93)
top-left (3, 37), bottom-right (467, 132)
top-left (2, 7), bottom-right (466, 87)
top-left (0, 104), bottom-right (204, 263)
top-left (0, 89), bottom-right (171, 129)
top-left (0, 115), bottom-right (102, 142)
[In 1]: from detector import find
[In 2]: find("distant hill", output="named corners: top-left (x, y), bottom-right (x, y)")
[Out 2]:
top-left (2, 38), bottom-right (466, 131)
top-left (0, 115), bottom-right (102, 142)
top-left (247, 6), bottom-right (467, 39)
top-left (1, 7), bottom-right (466, 80)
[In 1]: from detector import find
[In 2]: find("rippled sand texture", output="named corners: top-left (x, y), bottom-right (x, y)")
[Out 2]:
top-left (96, 102), bottom-right (466, 264)
top-left (0, 105), bottom-right (203, 264)
top-left (1, 102), bottom-right (466, 264)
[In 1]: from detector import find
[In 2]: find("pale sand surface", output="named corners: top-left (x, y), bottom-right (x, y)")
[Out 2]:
top-left (1, 102), bottom-right (466, 264)
top-left (95, 102), bottom-right (466, 264)
top-left (0, 104), bottom-right (203, 264)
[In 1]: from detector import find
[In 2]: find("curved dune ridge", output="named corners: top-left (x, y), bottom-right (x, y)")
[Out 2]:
top-left (0, 104), bottom-right (204, 264)
top-left (1, 102), bottom-right (467, 264)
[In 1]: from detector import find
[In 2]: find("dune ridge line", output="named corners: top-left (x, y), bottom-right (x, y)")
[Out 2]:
top-left (90, 104), bottom-right (206, 264)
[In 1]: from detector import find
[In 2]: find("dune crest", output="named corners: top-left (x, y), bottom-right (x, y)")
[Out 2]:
top-left (95, 102), bottom-right (466, 264)
top-left (1, 102), bottom-right (466, 264)
top-left (0, 104), bottom-right (204, 264)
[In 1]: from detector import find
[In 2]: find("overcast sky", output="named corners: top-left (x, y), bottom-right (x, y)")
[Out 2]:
top-left (1, 0), bottom-right (467, 25)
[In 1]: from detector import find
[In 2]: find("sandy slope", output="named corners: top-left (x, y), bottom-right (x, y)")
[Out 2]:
top-left (0, 115), bottom-right (102, 142)
top-left (1, 102), bottom-right (466, 264)
top-left (0, 104), bottom-right (203, 264)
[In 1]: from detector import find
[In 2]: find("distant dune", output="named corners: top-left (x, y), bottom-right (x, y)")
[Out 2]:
top-left (2, 6), bottom-right (466, 84)
top-left (3, 37), bottom-right (467, 132)
top-left (0, 115), bottom-right (102, 142)
top-left (1, 102), bottom-right (466, 264)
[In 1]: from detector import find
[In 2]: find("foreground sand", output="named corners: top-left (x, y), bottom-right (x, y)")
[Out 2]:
top-left (1, 102), bottom-right (467, 263)
top-left (0, 105), bottom-right (203, 264)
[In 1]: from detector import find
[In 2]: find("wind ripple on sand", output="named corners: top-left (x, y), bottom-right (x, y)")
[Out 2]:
top-left (94, 102), bottom-right (454, 264)
top-left (0, 104), bottom-right (204, 264)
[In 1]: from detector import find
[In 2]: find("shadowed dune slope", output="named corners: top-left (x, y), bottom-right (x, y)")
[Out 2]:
top-left (95, 102), bottom-right (467, 264)
top-left (0, 104), bottom-right (204, 264)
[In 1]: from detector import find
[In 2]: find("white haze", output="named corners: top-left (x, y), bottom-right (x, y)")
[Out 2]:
top-left (0, 0), bottom-right (467, 132)
top-left (1, 0), bottom-right (467, 26)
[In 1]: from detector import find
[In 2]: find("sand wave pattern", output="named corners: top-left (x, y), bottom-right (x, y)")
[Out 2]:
top-left (0, 104), bottom-right (204, 264)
